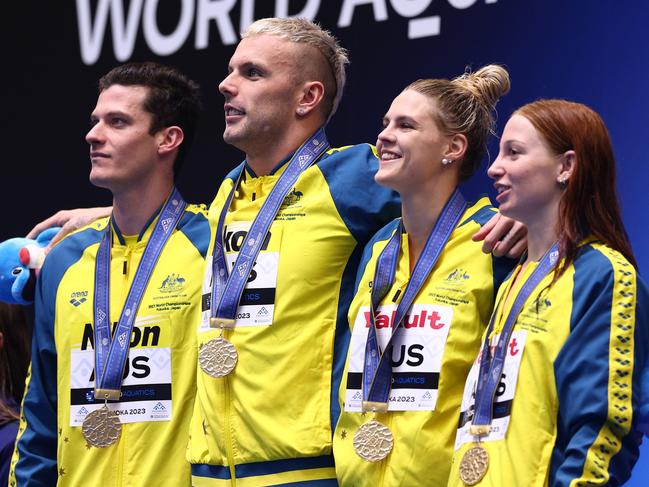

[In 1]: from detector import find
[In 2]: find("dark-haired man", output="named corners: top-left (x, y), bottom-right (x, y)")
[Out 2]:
top-left (12, 62), bottom-right (210, 486)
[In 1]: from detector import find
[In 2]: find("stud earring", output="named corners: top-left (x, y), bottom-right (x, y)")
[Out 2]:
top-left (558, 176), bottom-right (568, 185)
top-left (297, 108), bottom-right (306, 116)
top-left (441, 158), bottom-right (453, 166)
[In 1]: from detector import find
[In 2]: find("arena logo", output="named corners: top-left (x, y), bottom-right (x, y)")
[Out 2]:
top-left (76, 0), bottom-right (499, 65)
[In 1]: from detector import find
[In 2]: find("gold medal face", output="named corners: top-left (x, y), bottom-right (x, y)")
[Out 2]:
top-left (459, 444), bottom-right (489, 485)
top-left (199, 337), bottom-right (238, 378)
top-left (82, 406), bottom-right (121, 448)
top-left (353, 418), bottom-right (394, 462)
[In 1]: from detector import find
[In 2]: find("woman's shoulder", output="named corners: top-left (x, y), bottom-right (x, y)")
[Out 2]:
top-left (569, 240), bottom-right (647, 313)
top-left (573, 240), bottom-right (638, 281)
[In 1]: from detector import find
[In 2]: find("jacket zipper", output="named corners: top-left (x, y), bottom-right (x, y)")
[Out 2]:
top-left (377, 413), bottom-right (392, 486)
top-left (118, 246), bottom-right (132, 486)
top-left (223, 330), bottom-right (237, 485)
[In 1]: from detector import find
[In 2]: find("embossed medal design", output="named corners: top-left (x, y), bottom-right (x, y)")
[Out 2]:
top-left (199, 337), bottom-right (238, 378)
top-left (459, 444), bottom-right (489, 485)
top-left (353, 418), bottom-right (394, 462)
top-left (82, 405), bottom-right (122, 448)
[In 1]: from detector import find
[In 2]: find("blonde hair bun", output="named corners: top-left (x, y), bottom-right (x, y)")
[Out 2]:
top-left (454, 64), bottom-right (510, 110)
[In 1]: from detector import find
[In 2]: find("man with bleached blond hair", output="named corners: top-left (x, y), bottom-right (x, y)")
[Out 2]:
top-left (187, 17), bottom-right (400, 486)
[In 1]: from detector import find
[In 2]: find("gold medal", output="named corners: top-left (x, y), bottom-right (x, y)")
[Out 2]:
top-left (199, 337), bottom-right (238, 378)
top-left (459, 444), bottom-right (489, 485)
top-left (353, 418), bottom-right (394, 462)
top-left (82, 405), bottom-right (121, 448)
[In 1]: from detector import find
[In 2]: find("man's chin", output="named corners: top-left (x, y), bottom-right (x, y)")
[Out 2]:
top-left (223, 128), bottom-right (238, 142)
top-left (89, 173), bottom-right (114, 191)
top-left (222, 130), bottom-right (248, 152)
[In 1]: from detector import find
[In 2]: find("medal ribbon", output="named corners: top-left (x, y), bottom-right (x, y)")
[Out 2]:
top-left (93, 187), bottom-right (187, 399)
top-left (470, 242), bottom-right (560, 433)
top-left (362, 189), bottom-right (467, 407)
top-left (209, 127), bottom-right (329, 325)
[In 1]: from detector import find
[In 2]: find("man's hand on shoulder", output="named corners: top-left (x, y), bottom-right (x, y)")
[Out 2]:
top-left (27, 207), bottom-right (112, 252)
top-left (472, 212), bottom-right (527, 259)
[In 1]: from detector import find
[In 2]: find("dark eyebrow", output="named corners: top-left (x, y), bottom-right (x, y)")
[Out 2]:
top-left (90, 110), bottom-right (134, 125)
top-left (91, 110), bottom-right (132, 119)
top-left (236, 60), bottom-right (266, 73)
top-left (106, 111), bottom-right (131, 118)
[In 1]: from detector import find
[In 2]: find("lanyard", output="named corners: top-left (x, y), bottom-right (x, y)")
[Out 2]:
top-left (470, 242), bottom-right (560, 435)
top-left (208, 127), bottom-right (329, 329)
top-left (362, 189), bottom-right (467, 410)
top-left (93, 187), bottom-right (186, 400)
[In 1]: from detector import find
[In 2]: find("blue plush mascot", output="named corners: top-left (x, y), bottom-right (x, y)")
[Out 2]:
top-left (0, 228), bottom-right (60, 305)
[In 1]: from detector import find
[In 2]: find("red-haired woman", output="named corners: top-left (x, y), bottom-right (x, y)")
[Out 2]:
top-left (449, 99), bottom-right (648, 486)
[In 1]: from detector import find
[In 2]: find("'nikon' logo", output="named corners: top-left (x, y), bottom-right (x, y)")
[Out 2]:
top-left (80, 322), bottom-right (160, 351)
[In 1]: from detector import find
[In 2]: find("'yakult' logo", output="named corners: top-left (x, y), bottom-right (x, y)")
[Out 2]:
top-left (364, 309), bottom-right (446, 329)
top-left (346, 303), bottom-right (454, 412)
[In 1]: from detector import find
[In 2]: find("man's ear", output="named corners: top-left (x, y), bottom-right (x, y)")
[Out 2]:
top-left (295, 81), bottom-right (325, 117)
top-left (157, 126), bottom-right (184, 156)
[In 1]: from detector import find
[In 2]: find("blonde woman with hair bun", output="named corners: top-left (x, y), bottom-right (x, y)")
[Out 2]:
top-left (332, 65), bottom-right (520, 486)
